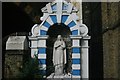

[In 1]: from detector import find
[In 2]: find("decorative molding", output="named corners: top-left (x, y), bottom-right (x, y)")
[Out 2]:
top-left (31, 0), bottom-right (88, 37)
top-left (29, 0), bottom-right (91, 79)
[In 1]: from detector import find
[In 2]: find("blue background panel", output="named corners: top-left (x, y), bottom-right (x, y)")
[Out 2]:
top-left (61, 15), bottom-right (68, 23)
top-left (40, 30), bottom-right (47, 35)
top-left (39, 59), bottom-right (46, 64)
top-left (50, 15), bottom-right (57, 24)
top-left (72, 48), bottom-right (80, 53)
top-left (38, 48), bottom-right (46, 54)
top-left (72, 30), bottom-right (78, 35)
top-left (43, 21), bottom-right (51, 28)
top-left (68, 21), bottom-right (76, 28)
top-left (72, 70), bottom-right (81, 75)
top-left (72, 59), bottom-right (80, 64)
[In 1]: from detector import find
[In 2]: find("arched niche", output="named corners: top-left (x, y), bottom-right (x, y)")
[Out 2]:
top-left (46, 23), bottom-right (72, 76)
top-left (29, 0), bottom-right (90, 79)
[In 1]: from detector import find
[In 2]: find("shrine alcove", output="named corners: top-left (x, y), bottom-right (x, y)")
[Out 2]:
top-left (46, 23), bottom-right (72, 76)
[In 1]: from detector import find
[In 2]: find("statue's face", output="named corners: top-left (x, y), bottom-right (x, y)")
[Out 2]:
top-left (57, 35), bottom-right (62, 40)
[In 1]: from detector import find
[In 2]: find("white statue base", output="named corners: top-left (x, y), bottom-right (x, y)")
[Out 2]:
top-left (47, 73), bottom-right (72, 80)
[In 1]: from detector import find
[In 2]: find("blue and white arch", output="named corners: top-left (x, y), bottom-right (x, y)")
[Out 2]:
top-left (39, 15), bottom-right (79, 36)
top-left (29, 0), bottom-right (90, 79)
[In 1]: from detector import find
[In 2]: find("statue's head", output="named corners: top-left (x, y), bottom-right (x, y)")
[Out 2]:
top-left (57, 35), bottom-right (62, 40)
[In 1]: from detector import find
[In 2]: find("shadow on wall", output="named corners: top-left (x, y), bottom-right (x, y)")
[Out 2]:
top-left (2, 2), bottom-right (35, 38)
top-left (82, 2), bottom-right (103, 79)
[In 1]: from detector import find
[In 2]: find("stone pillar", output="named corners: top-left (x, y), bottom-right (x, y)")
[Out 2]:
top-left (81, 36), bottom-right (90, 79)
top-left (70, 35), bottom-right (81, 79)
top-left (38, 36), bottom-right (48, 77)
top-left (29, 35), bottom-right (48, 78)
top-left (5, 36), bottom-right (29, 78)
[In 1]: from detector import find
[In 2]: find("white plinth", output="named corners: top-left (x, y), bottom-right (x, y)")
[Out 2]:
top-left (6, 36), bottom-right (28, 50)
top-left (47, 73), bottom-right (72, 80)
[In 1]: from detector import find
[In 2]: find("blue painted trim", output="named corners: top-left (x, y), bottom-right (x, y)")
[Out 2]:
top-left (61, 15), bottom-right (68, 23)
top-left (39, 59), bottom-right (46, 64)
top-left (51, 4), bottom-right (57, 10)
top-left (40, 30), bottom-right (47, 35)
top-left (62, 4), bottom-right (68, 10)
top-left (38, 48), bottom-right (46, 54)
top-left (72, 48), bottom-right (80, 53)
top-left (72, 70), bottom-right (81, 75)
top-left (72, 30), bottom-right (78, 35)
top-left (50, 15), bottom-right (57, 24)
top-left (43, 21), bottom-right (51, 28)
top-left (68, 21), bottom-right (76, 28)
top-left (72, 59), bottom-right (80, 64)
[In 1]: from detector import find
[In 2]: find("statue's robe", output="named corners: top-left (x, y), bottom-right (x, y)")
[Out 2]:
top-left (53, 40), bottom-right (66, 75)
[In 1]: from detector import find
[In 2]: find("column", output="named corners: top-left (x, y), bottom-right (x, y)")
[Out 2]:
top-left (81, 36), bottom-right (90, 79)
top-left (38, 36), bottom-right (48, 77)
top-left (71, 36), bottom-right (81, 79)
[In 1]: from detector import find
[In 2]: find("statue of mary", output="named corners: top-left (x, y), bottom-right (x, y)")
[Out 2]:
top-left (53, 35), bottom-right (66, 76)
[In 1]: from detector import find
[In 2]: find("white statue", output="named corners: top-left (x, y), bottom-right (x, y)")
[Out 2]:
top-left (53, 35), bottom-right (66, 76)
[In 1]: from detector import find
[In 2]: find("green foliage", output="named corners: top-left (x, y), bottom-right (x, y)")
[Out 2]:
top-left (17, 54), bottom-right (44, 79)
